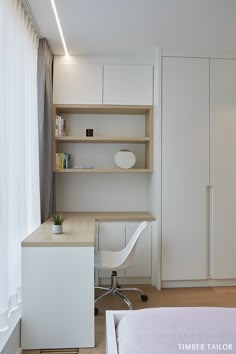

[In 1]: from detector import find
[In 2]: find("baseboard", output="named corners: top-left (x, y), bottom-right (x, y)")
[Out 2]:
top-left (41, 350), bottom-right (79, 353)
top-left (162, 279), bottom-right (236, 288)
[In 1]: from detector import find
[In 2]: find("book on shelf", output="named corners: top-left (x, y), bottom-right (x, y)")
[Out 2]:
top-left (55, 115), bottom-right (66, 136)
top-left (56, 153), bottom-right (71, 169)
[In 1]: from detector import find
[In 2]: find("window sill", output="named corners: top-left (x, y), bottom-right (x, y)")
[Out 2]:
top-left (0, 307), bottom-right (21, 354)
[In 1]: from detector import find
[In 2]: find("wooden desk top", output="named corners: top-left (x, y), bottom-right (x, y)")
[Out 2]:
top-left (62, 211), bottom-right (155, 222)
top-left (21, 211), bottom-right (155, 247)
top-left (21, 215), bottom-right (95, 247)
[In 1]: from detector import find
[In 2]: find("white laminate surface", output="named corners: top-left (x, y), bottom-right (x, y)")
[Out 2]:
top-left (162, 57), bottom-right (209, 281)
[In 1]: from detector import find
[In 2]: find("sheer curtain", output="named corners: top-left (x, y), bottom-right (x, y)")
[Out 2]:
top-left (0, 0), bottom-right (40, 331)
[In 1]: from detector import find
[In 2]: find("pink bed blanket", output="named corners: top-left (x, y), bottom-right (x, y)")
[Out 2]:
top-left (116, 307), bottom-right (236, 353)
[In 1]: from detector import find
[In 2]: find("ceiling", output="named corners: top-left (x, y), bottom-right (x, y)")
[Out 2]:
top-left (26, 0), bottom-right (236, 56)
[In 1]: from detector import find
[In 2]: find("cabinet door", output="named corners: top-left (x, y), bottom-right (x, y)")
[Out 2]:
top-left (210, 59), bottom-right (236, 279)
top-left (53, 60), bottom-right (103, 104)
top-left (103, 64), bottom-right (153, 105)
top-left (125, 222), bottom-right (152, 277)
top-left (21, 247), bottom-right (94, 348)
top-left (162, 57), bottom-right (209, 281)
top-left (98, 222), bottom-right (125, 278)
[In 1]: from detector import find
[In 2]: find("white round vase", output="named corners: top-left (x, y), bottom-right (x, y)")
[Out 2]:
top-left (114, 150), bottom-right (136, 169)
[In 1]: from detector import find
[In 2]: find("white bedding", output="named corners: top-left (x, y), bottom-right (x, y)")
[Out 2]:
top-left (116, 307), bottom-right (236, 354)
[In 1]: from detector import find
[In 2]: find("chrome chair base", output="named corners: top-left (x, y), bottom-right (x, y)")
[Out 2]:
top-left (95, 271), bottom-right (148, 315)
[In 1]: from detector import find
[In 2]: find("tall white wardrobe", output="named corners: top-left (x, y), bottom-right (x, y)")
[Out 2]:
top-left (162, 56), bottom-right (236, 283)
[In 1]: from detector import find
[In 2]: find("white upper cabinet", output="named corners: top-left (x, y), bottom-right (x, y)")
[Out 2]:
top-left (53, 59), bottom-right (153, 106)
top-left (103, 65), bottom-right (153, 105)
top-left (162, 57), bottom-right (209, 281)
top-left (53, 60), bottom-right (103, 104)
top-left (210, 59), bottom-right (236, 279)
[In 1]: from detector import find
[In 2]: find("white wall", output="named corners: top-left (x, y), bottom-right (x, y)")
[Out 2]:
top-left (56, 173), bottom-right (149, 212)
top-left (162, 48), bottom-right (236, 58)
top-left (54, 54), bottom-right (155, 66)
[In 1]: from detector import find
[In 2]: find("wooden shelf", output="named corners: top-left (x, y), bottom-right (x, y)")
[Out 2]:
top-left (55, 136), bottom-right (151, 143)
top-left (54, 168), bottom-right (152, 173)
top-left (52, 104), bottom-right (153, 173)
top-left (61, 211), bottom-right (156, 222)
top-left (54, 104), bottom-right (151, 115)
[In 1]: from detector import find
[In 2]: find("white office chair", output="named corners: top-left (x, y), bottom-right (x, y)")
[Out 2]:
top-left (94, 221), bottom-right (148, 315)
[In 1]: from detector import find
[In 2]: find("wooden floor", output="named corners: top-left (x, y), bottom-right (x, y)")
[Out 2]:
top-left (22, 286), bottom-right (236, 354)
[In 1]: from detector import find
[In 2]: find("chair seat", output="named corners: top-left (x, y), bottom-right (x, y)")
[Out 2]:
top-left (94, 221), bottom-right (148, 314)
top-left (95, 250), bottom-right (126, 271)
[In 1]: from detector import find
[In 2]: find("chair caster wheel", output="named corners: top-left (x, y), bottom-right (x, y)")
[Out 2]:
top-left (95, 307), bottom-right (99, 316)
top-left (141, 294), bottom-right (148, 302)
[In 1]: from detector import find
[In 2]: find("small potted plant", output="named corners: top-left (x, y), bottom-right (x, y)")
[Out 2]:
top-left (51, 214), bottom-right (65, 234)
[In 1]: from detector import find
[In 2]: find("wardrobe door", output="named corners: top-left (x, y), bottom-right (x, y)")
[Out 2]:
top-left (162, 57), bottom-right (209, 281)
top-left (210, 59), bottom-right (236, 279)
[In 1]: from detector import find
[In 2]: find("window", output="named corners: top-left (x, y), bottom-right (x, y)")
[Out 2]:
top-left (0, 0), bottom-right (40, 332)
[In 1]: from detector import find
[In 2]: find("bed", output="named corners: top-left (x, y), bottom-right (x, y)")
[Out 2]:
top-left (106, 307), bottom-right (236, 354)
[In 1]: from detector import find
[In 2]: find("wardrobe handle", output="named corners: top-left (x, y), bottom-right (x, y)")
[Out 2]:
top-left (206, 186), bottom-right (213, 278)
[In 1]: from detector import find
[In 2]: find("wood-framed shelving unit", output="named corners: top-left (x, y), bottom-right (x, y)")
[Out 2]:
top-left (52, 104), bottom-right (153, 173)
top-left (55, 136), bottom-right (151, 143)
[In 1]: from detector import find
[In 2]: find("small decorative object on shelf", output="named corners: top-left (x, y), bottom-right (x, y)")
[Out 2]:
top-left (114, 149), bottom-right (136, 169)
top-left (86, 128), bottom-right (94, 136)
top-left (74, 166), bottom-right (94, 169)
top-left (51, 214), bottom-right (66, 234)
top-left (56, 153), bottom-right (71, 169)
top-left (55, 115), bottom-right (66, 136)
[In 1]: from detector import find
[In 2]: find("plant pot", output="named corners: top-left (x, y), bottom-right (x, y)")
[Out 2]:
top-left (52, 224), bottom-right (63, 234)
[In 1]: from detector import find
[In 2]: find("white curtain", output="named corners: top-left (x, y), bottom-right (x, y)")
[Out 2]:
top-left (0, 0), bottom-right (40, 331)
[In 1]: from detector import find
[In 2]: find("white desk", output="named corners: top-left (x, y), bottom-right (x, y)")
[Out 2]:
top-left (21, 215), bottom-right (95, 350)
top-left (21, 212), bottom-right (155, 350)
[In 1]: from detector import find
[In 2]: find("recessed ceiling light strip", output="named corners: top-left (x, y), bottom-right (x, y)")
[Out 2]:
top-left (50, 0), bottom-right (69, 56)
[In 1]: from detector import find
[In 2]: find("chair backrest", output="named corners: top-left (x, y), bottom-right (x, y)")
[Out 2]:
top-left (117, 221), bottom-right (147, 270)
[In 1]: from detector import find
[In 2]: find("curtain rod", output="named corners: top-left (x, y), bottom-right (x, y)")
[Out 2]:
top-left (22, 0), bottom-right (42, 37)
